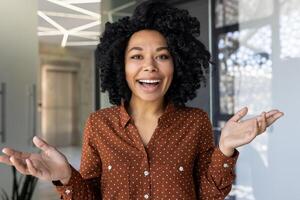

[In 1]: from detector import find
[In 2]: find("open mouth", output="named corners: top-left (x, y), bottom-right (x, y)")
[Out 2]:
top-left (136, 79), bottom-right (161, 92)
top-left (137, 79), bottom-right (161, 86)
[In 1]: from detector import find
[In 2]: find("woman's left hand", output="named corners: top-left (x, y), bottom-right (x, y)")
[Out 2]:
top-left (219, 107), bottom-right (284, 157)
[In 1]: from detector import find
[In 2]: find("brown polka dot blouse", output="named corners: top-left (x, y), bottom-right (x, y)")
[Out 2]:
top-left (55, 101), bottom-right (239, 200)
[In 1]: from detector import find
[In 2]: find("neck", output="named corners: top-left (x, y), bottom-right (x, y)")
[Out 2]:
top-left (127, 97), bottom-right (166, 119)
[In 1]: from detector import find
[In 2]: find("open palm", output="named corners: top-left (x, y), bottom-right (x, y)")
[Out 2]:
top-left (219, 107), bottom-right (284, 156)
top-left (0, 136), bottom-right (71, 183)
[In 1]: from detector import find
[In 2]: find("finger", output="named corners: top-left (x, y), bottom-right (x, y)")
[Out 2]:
top-left (10, 156), bottom-right (29, 175)
top-left (245, 118), bottom-right (259, 141)
top-left (0, 155), bottom-right (13, 166)
top-left (255, 110), bottom-right (281, 126)
top-left (229, 107), bottom-right (248, 122)
top-left (253, 117), bottom-right (259, 136)
top-left (265, 110), bottom-right (279, 118)
top-left (256, 112), bottom-right (264, 127)
top-left (26, 159), bottom-right (39, 177)
top-left (258, 112), bottom-right (267, 134)
top-left (33, 136), bottom-right (53, 152)
top-left (266, 112), bottom-right (284, 126)
top-left (2, 148), bottom-right (30, 159)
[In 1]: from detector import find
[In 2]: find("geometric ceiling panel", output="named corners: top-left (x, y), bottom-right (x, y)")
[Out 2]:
top-left (38, 0), bottom-right (101, 47)
top-left (38, 0), bottom-right (138, 48)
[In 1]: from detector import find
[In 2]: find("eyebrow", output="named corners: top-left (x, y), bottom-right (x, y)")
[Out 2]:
top-left (127, 46), bottom-right (169, 52)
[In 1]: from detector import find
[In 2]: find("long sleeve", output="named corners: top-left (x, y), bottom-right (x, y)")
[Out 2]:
top-left (55, 114), bottom-right (102, 200)
top-left (194, 112), bottom-right (239, 200)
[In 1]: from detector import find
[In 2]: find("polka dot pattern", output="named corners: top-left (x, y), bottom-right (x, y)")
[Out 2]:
top-left (55, 101), bottom-right (239, 200)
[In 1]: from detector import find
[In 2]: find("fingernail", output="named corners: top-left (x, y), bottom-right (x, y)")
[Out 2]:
top-left (241, 107), bottom-right (247, 111)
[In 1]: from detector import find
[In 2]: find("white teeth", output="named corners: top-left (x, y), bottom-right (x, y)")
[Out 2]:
top-left (138, 79), bottom-right (161, 83)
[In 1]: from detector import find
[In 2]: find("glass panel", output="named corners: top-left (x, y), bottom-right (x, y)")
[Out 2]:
top-left (216, 0), bottom-right (273, 28)
top-left (218, 31), bottom-right (239, 114)
top-left (215, 0), bottom-right (300, 199)
top-left (218, 26), bottom-right (272, 115)
top-left (215, 0), bottom-right (239, 28)
top-left (280, 0), bottom-right (300, 59)
top-left (238, 0), bottom-right (273, 23)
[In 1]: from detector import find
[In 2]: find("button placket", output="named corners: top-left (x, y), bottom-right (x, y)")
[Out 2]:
top-left (65, 189), bottom-right (71, 195)
top-left (143, 168), bottom-right (151, 198)
top-left (178, 166), bottom-right (184, 172)
top-left (144, 170), bottom-right (149, 176)
top-left (142, 157), bottom-right (151, 200)
top-left (223, 163), bottom-right (229, 168)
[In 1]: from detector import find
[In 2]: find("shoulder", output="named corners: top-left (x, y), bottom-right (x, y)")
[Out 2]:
top-left (176, 105), bottom-right (209, 120)
top-left (172, 105), bottom-right (211, 128)
top-left (87, 105), bottom-right (120, 124)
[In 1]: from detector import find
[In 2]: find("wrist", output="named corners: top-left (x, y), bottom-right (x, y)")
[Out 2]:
top-left (59, 165), bottom-right (72, 185)
top-left (60, 176), bottom-right (71, 185)
top-left (219, 142), bottom-right (235, 157)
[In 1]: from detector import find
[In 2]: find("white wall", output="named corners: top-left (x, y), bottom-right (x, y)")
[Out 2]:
top-left (268, 58), bottom-right (300, 199)
top-left (235, 0), bottom-right (300, 199)
top-left (0, 0), bottom-right (39, 196)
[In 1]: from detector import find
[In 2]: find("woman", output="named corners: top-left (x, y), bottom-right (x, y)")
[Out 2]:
top-left (0, 1), bottom-right (283, 200)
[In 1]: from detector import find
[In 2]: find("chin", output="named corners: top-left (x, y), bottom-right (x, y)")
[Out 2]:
top-left (134, 93), bottom-right (165, 103)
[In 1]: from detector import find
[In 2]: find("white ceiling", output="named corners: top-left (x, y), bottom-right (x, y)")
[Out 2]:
top-left (37, 0), bottom-right (138, 48)
top-left (38, 0), bottom-right (101, 48)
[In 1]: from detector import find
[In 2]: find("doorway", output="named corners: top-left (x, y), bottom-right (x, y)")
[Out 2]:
top-left (41, 64), bottom-right (79, 147)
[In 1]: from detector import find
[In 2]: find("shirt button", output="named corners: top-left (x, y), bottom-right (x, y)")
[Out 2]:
top-left (223, 163), bottom-right (229, 168)
top-left (144, 170), bottom-right (149, 176)
top-left (65, 189), bottom-right (71, 195)
top-left (179, 166), bottom-right (184, 172)
top-left (108, 165), bottom-right (112, 171)
top-left (144, 194), bottom-right (149, 199)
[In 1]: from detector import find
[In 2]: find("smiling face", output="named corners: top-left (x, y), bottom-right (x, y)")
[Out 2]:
top-left (125, 29), bottom-right (174, 103)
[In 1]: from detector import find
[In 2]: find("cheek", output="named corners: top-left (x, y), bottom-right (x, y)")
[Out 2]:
top-left (165, 63), bottom-right (174, 79)
top-left (124, 69), bottom-right (132, 85)
top-left (125, 63), bottom-right (137, 85)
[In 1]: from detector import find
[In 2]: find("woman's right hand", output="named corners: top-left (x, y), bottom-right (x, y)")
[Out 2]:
top-left (0, 136), bottom-right (71, 184)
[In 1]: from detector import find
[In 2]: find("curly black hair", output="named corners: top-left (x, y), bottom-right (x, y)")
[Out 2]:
top-left (96, 0), bottom-right (211, 106)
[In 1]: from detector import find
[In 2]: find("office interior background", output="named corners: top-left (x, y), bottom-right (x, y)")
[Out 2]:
top-left (0, 0), bottom-right (299, 199)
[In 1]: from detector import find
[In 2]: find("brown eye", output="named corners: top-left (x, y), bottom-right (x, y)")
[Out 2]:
top-left (157, 54), bottom-right (169, 60)
top-left (131, 55), bottom-right (143, 60)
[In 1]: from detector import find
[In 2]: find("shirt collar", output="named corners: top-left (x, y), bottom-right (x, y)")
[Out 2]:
top-left (119, 99), bottom-right (176, 128)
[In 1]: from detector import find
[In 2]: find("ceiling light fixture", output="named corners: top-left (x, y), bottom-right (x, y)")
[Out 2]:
top-left (41, 11), bottom-right (96, 20)
top-left (38, 11), bottom-right (66, 33)
top-left (66, 41), bottom-right (99, 46)
top-left (69, 20), bottom-right (100, 33)
top-left (38, 1), bottom-right (136, 47)
top-left (46, 0), bottom-right (100, 19)
top-left (63, 0), bottom-right (101, 4)
top-left (61, 33), bottom-right (69, 47)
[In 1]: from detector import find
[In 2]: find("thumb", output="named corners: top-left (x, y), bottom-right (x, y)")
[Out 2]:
top-left (33, 136), bottom-right (52, 152)
top-left (229, 107), bottom-right (248, 122)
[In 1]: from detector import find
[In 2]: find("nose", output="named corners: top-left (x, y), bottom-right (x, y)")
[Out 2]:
top-left (143, 58), bottom-right (158, 72)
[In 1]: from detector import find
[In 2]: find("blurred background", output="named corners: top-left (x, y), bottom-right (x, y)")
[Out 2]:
top-left (0, 0), bottom-right (299, 199)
